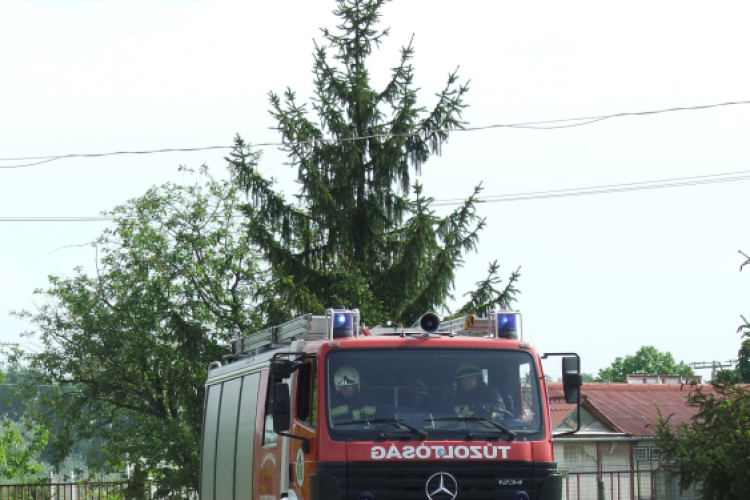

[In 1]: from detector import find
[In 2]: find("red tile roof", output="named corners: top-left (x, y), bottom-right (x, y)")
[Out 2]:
top-left (547, 382), bottom-right (702, 437)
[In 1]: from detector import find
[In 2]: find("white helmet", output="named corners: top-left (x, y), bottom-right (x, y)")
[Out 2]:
top-left (334, 365), bottom-right (360, 391)
top-left (455, 362), bottom-right (482, 380)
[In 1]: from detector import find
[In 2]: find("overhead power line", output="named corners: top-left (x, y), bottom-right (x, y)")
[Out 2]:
top-left (0, 146), bottom-right (233, 169)
top-left (1, 99), bottom-right (749, 169)
top-left (0, 217), bottom-right (116, 222)
top-left (3, 167), bottom-right (750, 221)
top-left (431, 168), bottom-right (750, 205)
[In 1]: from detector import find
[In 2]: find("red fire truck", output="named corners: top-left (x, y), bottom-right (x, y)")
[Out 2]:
top-left (200, 309), bottom-right (581, 500)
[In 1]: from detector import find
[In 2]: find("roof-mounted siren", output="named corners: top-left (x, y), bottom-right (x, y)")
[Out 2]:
top-left (419, 312), bottom-right (441, 334)
top-left (327, 308), bottom-right (360, 338)
top-left (489, 309), bottom-right (521, 339)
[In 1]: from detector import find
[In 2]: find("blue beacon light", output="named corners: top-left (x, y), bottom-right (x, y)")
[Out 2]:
top-left (332, 310), bottom-right (354, 338)
top-left (496, 312), bottom-right (518, 339)
top-left (334, 312), bottom-right (353, 328)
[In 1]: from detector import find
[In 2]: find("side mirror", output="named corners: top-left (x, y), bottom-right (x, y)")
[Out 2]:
top-left (271, 360), bottom-right (295, 379)
top-left (543, 352), bottom-right (582, 436)
top-left (272, 382), bottom-right (291, 433)
top-left (562, 356), bottom-right (582, 404)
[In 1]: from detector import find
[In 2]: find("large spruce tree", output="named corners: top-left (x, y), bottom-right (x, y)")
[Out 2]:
top-left (231, 0), bottom-right (518, 326)
top-left (13, 2), bottom-right (519, 491)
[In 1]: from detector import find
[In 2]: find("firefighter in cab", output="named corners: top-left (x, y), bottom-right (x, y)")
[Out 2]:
top-left (329, 365), bottom-right (378, 423)
top-left (446, 362), bottom-right (505, 418)
top-left (400, 379), bottom-right (430, 412)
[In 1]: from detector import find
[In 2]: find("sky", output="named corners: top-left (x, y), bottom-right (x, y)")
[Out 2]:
top-left (3, 0), bottom-right (750, 381)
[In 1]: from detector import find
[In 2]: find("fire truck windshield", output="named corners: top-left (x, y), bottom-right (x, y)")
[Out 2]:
top-left (326, 348), bottom-right (543, 440)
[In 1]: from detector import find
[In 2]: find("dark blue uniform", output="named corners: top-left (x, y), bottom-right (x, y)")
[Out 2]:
top-left (329, 391), bottom-right (378, 423)
top-left (445, 381), bottom-right (505, 418)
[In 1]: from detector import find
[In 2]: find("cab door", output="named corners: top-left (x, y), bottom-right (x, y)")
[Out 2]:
top-left (254, 369), bottom-right (283, 500)
top-left (289, 360), bottom-right (318, 500)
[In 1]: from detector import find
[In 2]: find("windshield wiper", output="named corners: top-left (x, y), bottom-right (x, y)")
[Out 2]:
top-left (431, 416), bottom-right (517, 440)
top-left (335, 418), bottom-right (428, 439)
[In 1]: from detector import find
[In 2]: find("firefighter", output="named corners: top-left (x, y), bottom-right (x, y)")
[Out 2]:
top-left (400, 379), bottom-right (430, 412)
top-left (329, 365), bottom-right (378, 423)
top-left (445, 362), bottom-right (505, 418)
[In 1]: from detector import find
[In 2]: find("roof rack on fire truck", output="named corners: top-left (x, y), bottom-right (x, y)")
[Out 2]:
top-left (227, 309), bottom-right (362, 357)
top-left (227, 308), bottom-right (523, 358)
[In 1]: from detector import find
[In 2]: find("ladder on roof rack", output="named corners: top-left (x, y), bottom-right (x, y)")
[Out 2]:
top-left (436, 310), bottom-right (502, 336)
top-left (228, 309), bottom-right (361, 356)
top-left (437, 310), bottom-right (522, 339)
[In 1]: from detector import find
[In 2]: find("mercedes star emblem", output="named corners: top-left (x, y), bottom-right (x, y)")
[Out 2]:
top-left (425, 472), bottom-right (458, 500)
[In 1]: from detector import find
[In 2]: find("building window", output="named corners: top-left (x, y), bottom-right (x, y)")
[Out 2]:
top-left (635, 445), bottom-right (660, 462)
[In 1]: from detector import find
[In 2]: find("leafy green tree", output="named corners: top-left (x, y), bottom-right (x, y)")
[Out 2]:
top-left (655, 382), bottom-right (750, 500)
top-left (736, 338), bottom-right (750, 382)
top-left (716, 251), bottom-right (750, 384)
top-left (652, 251), bottom-right (750, 499)
top-left (596, 346), bottom-right (693, 382)
top-left (0, 420), bottom-right (48, 481)
top-left (1, 360), bottom-right (107, 470)
top-left (0, 370), bottom-right (48, 480)
top-left (13, 167), bottom-right (264, 492)
top-left (713, 337), bottom-right (750, 384)
top-left (0, 362), bottom-right (28, 422)
top-left (732, 252), bottom-right (750, 381)
top-left (229, 0), bottom-right (519, 327)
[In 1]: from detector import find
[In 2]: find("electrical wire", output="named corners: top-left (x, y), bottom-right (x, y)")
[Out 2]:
top-left (4, 166), bottom-right (750, 221)
top-left (431, 168), bottom-right (750, 205)
top-left (2, 99), bottom-right (749, 169)
top-left (0, 146), bottom-right (233, 169)
top-left (458, 99), bottom-right (750, 131)
top-left (0, 217), bottom-right (116, 222)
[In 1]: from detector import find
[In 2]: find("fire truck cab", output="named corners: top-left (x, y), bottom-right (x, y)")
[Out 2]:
top-left (200, 309), bottom-right (581, 500)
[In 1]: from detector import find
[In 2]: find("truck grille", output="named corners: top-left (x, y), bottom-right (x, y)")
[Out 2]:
top-left (317, 460), bottom-right (555, 500)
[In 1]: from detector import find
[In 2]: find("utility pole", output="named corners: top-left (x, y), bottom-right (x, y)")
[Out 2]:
top-left (690, 360), bottom-right (735, 381)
